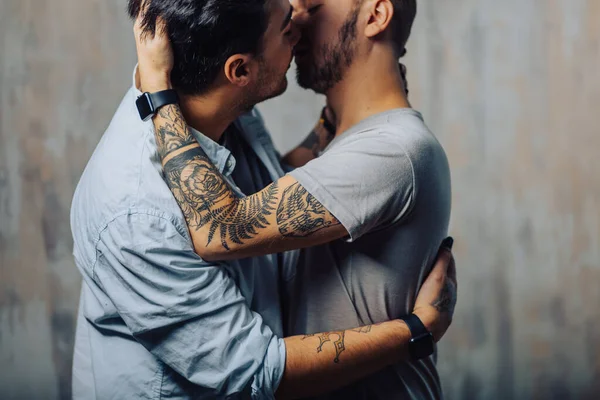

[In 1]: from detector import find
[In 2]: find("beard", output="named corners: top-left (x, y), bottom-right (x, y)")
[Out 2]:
top-left (295, 4), bottom-right (360, 94)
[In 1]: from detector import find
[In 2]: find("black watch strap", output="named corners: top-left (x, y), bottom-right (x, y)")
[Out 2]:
top-left (403, 314), bottom-right (429, 337)
top-left (136, 89), bottom-right (179, 121)
top-left (402, 314), bottom-right (435, 360)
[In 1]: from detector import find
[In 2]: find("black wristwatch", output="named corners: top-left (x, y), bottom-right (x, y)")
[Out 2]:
top-left (136, 89), bottom-right (179, 121)
top-left (402, 314), bottom-right (435, 360)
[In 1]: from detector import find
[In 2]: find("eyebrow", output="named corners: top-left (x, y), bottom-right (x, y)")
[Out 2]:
top-left (280, 6), bottom-right (293, 31)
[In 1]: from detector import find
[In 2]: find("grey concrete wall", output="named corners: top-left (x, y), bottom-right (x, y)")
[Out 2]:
top-left (1, 0), bottom-right (599, 399)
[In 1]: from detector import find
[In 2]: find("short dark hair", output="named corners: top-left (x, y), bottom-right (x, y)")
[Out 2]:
top-left (128, 0), bottom-right (270, 95)
top-left (390, 0), bottom-right (417, 55)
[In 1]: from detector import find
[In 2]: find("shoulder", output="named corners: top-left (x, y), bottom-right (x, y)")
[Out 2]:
top-left (71, 87), bottom-right (188, 263)
top-left (335, 109), bottom-right (447, 172)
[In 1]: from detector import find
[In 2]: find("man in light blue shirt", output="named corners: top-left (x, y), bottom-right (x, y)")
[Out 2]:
top-left (70, 0), bottom-right (457, 398)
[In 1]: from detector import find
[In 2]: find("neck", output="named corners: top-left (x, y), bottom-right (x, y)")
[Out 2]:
top-left (326, 47), bottom-right (410, 136)
top-left (179, 88), bottom-right (243, 142)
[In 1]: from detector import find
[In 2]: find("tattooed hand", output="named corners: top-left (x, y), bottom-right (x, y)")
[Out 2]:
top-left (412, 237), bottom-right (458, 342)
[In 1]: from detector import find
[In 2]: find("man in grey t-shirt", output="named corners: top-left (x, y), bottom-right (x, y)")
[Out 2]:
top-left (283, 8), bottom-right (450, 398)
top-left (285, 108), bottom-right (451, 399)
top-left (136, 0), bottom-right (452, 398)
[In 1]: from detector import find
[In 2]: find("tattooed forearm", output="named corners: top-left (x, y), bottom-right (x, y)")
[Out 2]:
top-left (302, 332), bottom-right (346, 363)
top-left (153, 104), bottom-right (342, 253)
top-left (432, 280), bottom-right (457, 315)
top-left (163, 148), bottom-right (279, 250)
top-left (277, 183), bottom-right (340, 237)
top-left (302, 331), bottom-right (346, 364)
top-left (155, 106), bottom-right (197, 160)
top-left (302, 324), bottom-right (380, 363)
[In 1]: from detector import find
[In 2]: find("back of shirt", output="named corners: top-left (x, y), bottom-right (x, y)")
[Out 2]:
top-left (286, 109), bottom-right (451, 400)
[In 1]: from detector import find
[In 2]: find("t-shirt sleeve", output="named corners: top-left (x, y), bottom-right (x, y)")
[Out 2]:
top-left (289, 133), bottom-right (416, 241)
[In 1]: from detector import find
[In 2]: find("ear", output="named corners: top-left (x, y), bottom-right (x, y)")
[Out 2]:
top-left (364, 0), bottom-right (394, 39)
top-left (224, 54), bottom-right (255, 87)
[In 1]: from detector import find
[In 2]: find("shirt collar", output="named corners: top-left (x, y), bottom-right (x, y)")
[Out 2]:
top-left (132, 65), bottom-right (236, 177)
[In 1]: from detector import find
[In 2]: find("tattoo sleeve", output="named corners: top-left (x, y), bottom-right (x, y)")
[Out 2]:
top-left (152, 104), bottom-right (343, 254)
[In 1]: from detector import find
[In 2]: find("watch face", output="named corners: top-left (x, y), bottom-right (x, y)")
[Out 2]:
top-left (136, 93), bottom-right (154, 121)
top-left (410, 332), bottom-right (435, 360)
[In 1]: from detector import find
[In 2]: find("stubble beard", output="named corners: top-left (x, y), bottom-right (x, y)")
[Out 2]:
top-left (296, 5), bottom-right (360, 94)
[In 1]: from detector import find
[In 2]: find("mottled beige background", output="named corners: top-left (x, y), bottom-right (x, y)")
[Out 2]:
top-left (1, 0), bottom-right (599, 399)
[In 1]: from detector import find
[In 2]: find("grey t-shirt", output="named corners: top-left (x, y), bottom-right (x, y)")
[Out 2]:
top-left (287, 108), bottom-right (451, 400)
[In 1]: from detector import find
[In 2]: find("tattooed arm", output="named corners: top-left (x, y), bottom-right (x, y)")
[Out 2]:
top-left (281, 106), bottom-right (336, 168)
top-left (276, 243), bottom-right (457, 398)
top-left (153, 104), bottom-right (348, 261)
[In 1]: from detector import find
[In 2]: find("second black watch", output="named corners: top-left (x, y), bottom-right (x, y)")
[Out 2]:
top-left (402, 314), bottom-right (435, 360)
top-left (136, 89), bottom-right (179, 121)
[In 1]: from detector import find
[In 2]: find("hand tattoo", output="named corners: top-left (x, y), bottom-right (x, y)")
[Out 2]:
top-left (299, 130), bottom-right (321, 158)
top-left (432, 280), bottom-right (457, 315)
top-left (299, 118), bottom-right (335, 158)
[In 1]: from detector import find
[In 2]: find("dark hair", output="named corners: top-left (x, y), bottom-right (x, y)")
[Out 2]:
top-left (128, 0), bottom-right (270, 95)
top-left (390, 0), bottom-right (417, 56)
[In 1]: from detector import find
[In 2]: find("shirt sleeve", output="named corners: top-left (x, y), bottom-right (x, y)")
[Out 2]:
top-left (289, 133), bottom-right (416, 241)
top-left (92, 210), bottom-right (286, 399)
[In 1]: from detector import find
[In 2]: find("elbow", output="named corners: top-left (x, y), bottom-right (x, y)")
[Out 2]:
top-left (192, 238), bottom-right (225, 263)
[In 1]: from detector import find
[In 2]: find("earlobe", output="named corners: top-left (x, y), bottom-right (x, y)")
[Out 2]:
top-left (365, 0), bottom-right (394, 38)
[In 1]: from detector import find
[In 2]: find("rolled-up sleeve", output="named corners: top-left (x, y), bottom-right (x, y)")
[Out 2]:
top-left (92, 210), bottom-right (285, 399)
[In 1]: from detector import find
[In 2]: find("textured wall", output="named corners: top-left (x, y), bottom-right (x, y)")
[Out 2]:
top-left (407, 1), bottom-right (600, 399)
top-left (1, 0), bottom-right (599, 399)
top-left (0, 1), bottom-right (135, 398)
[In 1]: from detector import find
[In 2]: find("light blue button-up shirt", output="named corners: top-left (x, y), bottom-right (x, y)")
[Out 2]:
top-left (71, 71), bottom-right (297, 399)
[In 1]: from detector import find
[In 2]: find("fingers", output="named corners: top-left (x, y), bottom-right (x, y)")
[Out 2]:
top-left (431, 237), bottom-right (453, 276)
top-left (439, 236), bottom-right (457, 285)
top-left (419, 237), bottom-right (454, 293)
top-left (155, 16), bottom-right (168, 37)
top-left (134, 1), bottom-right (149, 41)
top-left (134, 1), bottom-right (166, 42)
top-left (447, 254), bottom-right (457, 283)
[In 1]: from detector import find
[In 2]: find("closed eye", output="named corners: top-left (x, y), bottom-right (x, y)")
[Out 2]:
top-left (308, 4), bottom-right (323, 15)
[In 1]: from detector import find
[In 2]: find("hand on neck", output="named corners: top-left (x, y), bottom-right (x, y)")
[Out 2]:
top-left (326, 47), bottom-right (410, 136)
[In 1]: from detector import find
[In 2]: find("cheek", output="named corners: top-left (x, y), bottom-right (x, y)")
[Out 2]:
top-left (312, 14), bottom-right (340, 43)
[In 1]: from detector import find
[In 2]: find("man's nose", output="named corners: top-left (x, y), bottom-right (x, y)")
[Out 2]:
top-left (291, 2), bottom-right (310, 26)
top-left (290, 0), bottom-right (306, 14)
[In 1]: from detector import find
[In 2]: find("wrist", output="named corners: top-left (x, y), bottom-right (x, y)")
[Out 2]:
top-left (400, 314), bottom-right (436, 361)
top-left (411, 310), bottom-right (437, 341)
top-left (140, 72), bottom-right (172, 93)
top-left (391, 319), bottom-right (412, 361)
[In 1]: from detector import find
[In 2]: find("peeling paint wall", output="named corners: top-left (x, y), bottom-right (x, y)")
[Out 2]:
top-left (1, 0), bottom-right (599, 399)
top-left (406, 1), bottom-right (600, 399)
top-left (0, 1), bottom-right (135, 398)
